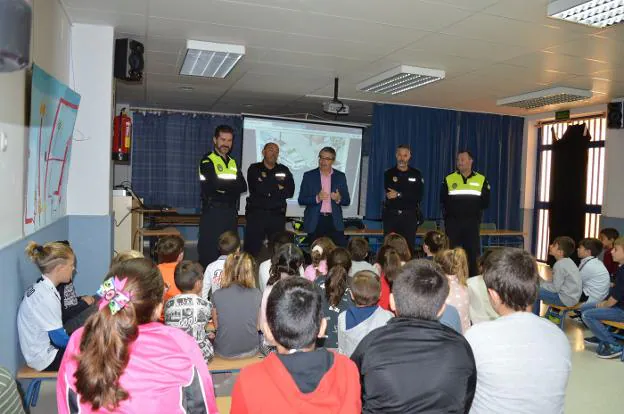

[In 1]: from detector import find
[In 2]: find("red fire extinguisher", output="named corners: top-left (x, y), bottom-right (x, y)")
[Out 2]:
top-left (112, 108), bottom-right (132, 162)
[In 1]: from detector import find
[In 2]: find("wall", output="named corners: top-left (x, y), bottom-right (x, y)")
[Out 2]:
top-left (0, 0), bottom-right (71, 248)
top-left (601, 127), bottom-right (624, 233)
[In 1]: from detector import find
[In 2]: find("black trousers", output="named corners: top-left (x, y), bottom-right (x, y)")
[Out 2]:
top-left (198, 206), bottom-right (238, 268)
top-left (309, 215), bottom-right (346, 247)
top-left (383, 208), bottom-right (419, 256)
top-left (244, 210), bottom-right (286, 258)
top-left (445, 217), bottom-right (481, 277)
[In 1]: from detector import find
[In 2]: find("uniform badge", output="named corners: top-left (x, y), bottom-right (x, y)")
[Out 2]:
top-left (261, 171), bottom-right (267, 178)
top-left (452, 183), bottom-right (458, 189)
top-left (392, 176), bottom-right (398, 182)
top-left (217, 164), bottom-right (224, 172)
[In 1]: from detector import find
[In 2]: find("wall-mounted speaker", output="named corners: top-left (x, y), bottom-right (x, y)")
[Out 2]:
top-left (607, 101), bottom-right (623, 129)
top-left (0, 0), bottom-right (32, 73)
top-left (114, 38), bottom-right (144, 82)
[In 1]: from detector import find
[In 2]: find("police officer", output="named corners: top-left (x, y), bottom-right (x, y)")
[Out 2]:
top-left (383, 144), bottom-right (424, 254)
top-left (440, 150), bottom-right (490, 277)
top-left (198, 125), bottom-right (247, 267)
top-left (244, 142), bottom-right (295, 257)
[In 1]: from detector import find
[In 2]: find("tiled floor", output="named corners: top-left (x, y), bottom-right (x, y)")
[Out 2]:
top-left (28, 317), bottom-right (624, 414)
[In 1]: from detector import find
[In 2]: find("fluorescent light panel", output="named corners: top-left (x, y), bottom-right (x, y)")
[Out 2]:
top-left (548, 0), bottom-right (624, 28)
top-left (180, 40), bottom-right (245, 78)
top-left (357, 65), bottom-right (445, 95)
top-left (496, 87), bottom-right (592, 109)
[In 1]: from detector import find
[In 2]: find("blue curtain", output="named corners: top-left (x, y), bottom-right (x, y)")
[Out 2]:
top-left (366, 104), bottom-right (524, 230)
top-left (131, 112), bottom-right (242, 209)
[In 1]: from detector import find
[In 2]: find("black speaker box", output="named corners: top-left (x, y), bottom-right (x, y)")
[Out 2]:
top-left (114, 38), bottom-right (144, 82)
top-left (607, 101), bottom-right (623, 129)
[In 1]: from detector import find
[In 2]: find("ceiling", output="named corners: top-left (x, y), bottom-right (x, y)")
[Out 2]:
top-left (62, 0), bottom-right (624, 121)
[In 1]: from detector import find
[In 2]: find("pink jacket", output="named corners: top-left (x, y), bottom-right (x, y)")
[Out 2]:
top-left (304, 260), bottom-right (328, 281)
top-left (57, 322), bottom-right (219, 413)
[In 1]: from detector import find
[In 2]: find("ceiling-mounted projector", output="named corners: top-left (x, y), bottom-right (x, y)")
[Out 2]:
top-left (323, 77), bottom-right (349, 116)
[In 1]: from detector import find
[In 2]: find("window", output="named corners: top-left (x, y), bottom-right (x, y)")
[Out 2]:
top-left (533, 116), bottom-right (606, 261)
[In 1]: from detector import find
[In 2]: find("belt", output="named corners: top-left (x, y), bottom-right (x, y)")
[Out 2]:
top-left (385, 208), bottom-right (417, 215)
top-left (320, 212), bottom-right (332, 217)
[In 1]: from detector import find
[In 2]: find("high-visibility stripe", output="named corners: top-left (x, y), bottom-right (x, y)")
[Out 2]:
top-left (217, 174), bottom-right (237, 180)
top-left (448, 189), bottom-right (482, 196)
top-left (199, 174), bottom-right (206, 181)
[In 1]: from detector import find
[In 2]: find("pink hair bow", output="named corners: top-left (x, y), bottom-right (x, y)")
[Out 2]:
top-left (97, 276), bottom-right (132, 315)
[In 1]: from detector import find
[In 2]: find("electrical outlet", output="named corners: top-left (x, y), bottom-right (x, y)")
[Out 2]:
top-left (0, 131), bottom-right (7, 152)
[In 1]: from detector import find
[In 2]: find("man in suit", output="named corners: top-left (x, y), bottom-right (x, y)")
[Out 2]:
top-left (298, 146), bottom-right (350, 246)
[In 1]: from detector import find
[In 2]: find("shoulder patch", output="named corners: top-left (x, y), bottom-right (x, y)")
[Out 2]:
top-left (25, 286), bottom-right (35, 297)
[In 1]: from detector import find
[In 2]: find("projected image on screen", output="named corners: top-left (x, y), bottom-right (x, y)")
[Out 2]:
top-left (241, 116), bottom-right (363, 218)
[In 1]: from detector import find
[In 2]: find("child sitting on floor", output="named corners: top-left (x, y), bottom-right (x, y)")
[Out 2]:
top-left (18, 241), bottom-right (75, 371)
top-left (304, 237), bottom-right (336, 281)
top-left (347, 237), bottom-right (378, 276)
top-left (375, 245), bottom-right (403, 311)
top-left (435, 248), bottom-right (471, 333)
top-left (203, 230), bottom-right (240, 299)
top-left (156, 235), bottom-right (185, 305)
top-left (467, 248), bottom-right (499, 324)
top-left (337, 270), bottom-right (393, 356)
top-left (56, 258), bottom-right (218, 413)
top-left (422, 230), bottom-right (448, 259)
top-left (231, 277), bottom-right (361, 413)
top-left (165, 261), bottom-right (214, 363)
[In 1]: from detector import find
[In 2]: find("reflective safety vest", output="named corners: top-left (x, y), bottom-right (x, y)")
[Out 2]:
top-left (445, 171), bottom-right (486, 197)
top-left (199, 152), bottom-right (238, 181)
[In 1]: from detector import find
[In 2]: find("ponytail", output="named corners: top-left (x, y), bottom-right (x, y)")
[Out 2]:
top-left (268, 244), bottom-right (304, 287)
top-left (325, 247), bottom-right (351, 307)
top-left (378, 246), bottom-right (402, 288)
top-left (74, 258), bottom-right (163, 410)
top-left (434, 248), bottom-right (469, 286)
top-left (25, 240), bottom-right (74, 274)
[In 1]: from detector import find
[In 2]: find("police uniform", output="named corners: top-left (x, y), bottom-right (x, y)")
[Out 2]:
top-left (244, 161), bottom-right (295, 257)
top-left (198, 152), bottom-right (247, 267)
top-left (383, 166), bottom-right (424, 254)
top-left (440, 170), bottom-right (490, 277)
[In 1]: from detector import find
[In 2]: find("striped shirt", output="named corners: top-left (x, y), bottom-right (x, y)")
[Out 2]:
top-left (0, 366), bottom-right (25, 414)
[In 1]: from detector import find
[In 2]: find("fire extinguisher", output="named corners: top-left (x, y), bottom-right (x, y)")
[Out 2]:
top-left (112, 108), bottom-right (132, 162)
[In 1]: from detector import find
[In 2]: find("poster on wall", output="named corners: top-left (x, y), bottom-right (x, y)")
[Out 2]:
top-left (24, 64), bottom-right (81, 235)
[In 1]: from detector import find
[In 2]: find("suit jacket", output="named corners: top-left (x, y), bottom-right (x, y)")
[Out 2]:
top-left (298, 168), bottom-right (350, 233)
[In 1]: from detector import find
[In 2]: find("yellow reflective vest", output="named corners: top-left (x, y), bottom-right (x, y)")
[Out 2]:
top-left (445, 171), bottom-right (486, 197)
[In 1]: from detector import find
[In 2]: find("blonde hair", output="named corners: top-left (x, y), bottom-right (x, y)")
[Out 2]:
top-left (614, 237), bottom-right (624, 248)
top-left (25, 241), bottom-right (74, 274)
top-left (111, 250), bottom-right (144, 266)
top-left (434, 248), bottom-right (469, 286)
top-left (221, 252), bottom-right (257, 289)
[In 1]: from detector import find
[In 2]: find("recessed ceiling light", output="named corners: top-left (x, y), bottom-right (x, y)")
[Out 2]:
top-left (179, 86), bottom-right (194, 92)
top-left (547, 0), bottom-right (624, 28)
top-left (357, 65), bottom-right (445, 95)
top-left (496, 87), bottom-right (593, 109)
top-left (180, 40), bottom-right (245, 78)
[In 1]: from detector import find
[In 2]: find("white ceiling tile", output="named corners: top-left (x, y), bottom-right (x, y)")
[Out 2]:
top-left (501, 51), bottom-right (611, 76)
top-left (546, 36), bottom-right (624, 66)
top-left (66, 8), bottom-right (146, 34)
top-left (64, 0), bottom-right (148, 14)
top-left (442, 13), bottom-right (586, 49)
top-left (423, 0), bottom-right (499, 11)
top-left (229, 72), bottom-right (329, 95)
top-left (379, 49), bottom-right (489, 78)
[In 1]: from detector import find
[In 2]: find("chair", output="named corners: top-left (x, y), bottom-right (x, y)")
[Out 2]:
top-left (545, 304), bottom-right (580, 329)
top-left (16, 366), bottom-right (57, 408)
top-left (208, 354), bottom-right (263, 374)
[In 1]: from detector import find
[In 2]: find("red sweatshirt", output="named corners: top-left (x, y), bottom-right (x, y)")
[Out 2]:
top-left (378, 273), bottom-right (391, 311)
top-left (230, 351), bottom-right (361, 414)
top-left (603, 248), bottom-right (618, 276)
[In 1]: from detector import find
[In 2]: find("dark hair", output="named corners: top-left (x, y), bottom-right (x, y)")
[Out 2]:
top-left (477, 247), bottom-right (500, 273)
top-left (377, 245), bottom-right (402, 288)
top-left (578, 238), bottom-right (604, 257)
top-left (392, 260), bottom-right (449, 320)
top-left (457, 150), bottom-right (474, 160)
top-left (25, 241), bottom-right (74, 274)
top-left (350, 271), bottom-right (381, 306)
top-left (396, 144), bottom-right (411, 152)
top-left (318, 146), bottom-right (336, 159)
top-left (266, 277), bottom-right (322, 350)
top-left (156, 235), bottom-right (184, 263)
top-left (599, 228), bottom-right (620, 241)
top-left (174, 261), bottom-right (204, 292)
top-left (268, 244), bottom-right (304, 287)
top-left (383, 233), bottom-right (411, 261)
top-left (347, 237), bottom-right (369, 261)
top-left (483, 248), bottom-right (538, 311)
top-left (214, 124), bottom-right (234, 138)
top-left (269, 231), bottom-right (295, 255)
top-left (75, 258), bottom-right (164, 410)
top-left (325, 248), bottom-right (352, 307)
top-left (310, 237), bottom-right (336, 276)
top-left (423, 231), bottom-right (448, 255)
top-left (218, 230), bottom-right (240, 255)
top-left (553, 236), bottom-right (575, 258)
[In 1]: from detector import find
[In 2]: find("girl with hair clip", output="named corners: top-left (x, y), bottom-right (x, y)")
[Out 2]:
top-left (435, 248), bottom-right (471, 333)
top-left (18, 241), bottom-right (75, 371)
top-left (375, 245), bottom-right (404, 311)
top-left (304, 237), bottom-right (336, 281)
top-left (314, 247), bottom-right (354, 349)
top-left (211, 252), bottom-right (262, 359)
top-left (422, 230), bottom-right (449, 259)
top-left (56, 258), bottom-right (218, 413)
top-left (259, 244), bottom-right (305, 351)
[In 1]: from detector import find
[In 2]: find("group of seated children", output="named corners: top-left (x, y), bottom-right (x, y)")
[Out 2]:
top-left (15, 224), bottom-right (623, 413)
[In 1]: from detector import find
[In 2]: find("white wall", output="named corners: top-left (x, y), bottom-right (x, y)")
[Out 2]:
top-left (0, 0), bottom-right (70, 247)
top-left (67, 24), bottom-right (115, 215)
top-left (603, 127), bottom-right (624, 219)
